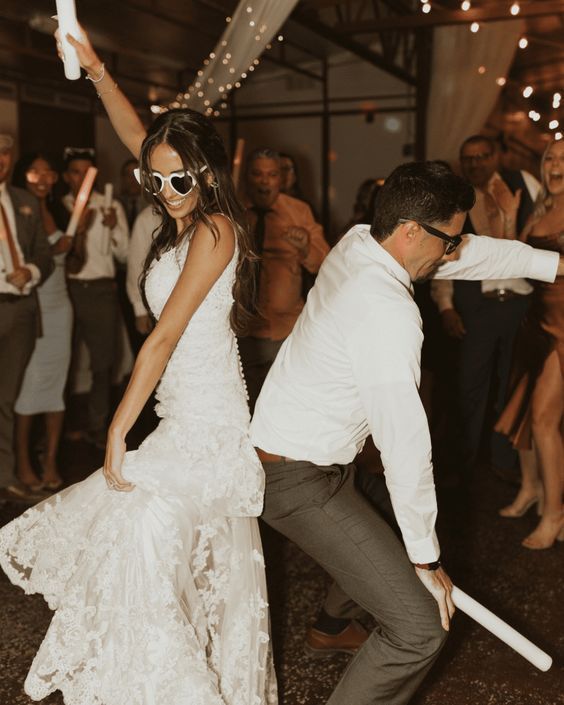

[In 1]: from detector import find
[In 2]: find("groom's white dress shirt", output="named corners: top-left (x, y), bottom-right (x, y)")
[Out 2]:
top-left (251, 224), bottom-right (558, 563)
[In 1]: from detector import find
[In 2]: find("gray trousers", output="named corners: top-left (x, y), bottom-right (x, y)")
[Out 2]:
top-left (68, 279), bottom-right (118, 434)
top-left (0, 296), bottom-right (37, 486)
top-left (262, 459), bottom-right (447, 705)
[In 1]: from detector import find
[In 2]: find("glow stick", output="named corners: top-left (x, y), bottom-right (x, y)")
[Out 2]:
top-left (452, 586), bottom-right (552, 672)
top-left (102, 182), bottom-right (113, 254)
top-left (231, 137), bottom-right (245, 191)
top-left (55, 0), bottom-right (82, 80)
top-left (66, 166), bottom-right (98, 237)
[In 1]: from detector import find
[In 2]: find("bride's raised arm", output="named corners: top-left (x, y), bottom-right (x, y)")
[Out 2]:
top-left (55, 25), bottom-right (147, 158)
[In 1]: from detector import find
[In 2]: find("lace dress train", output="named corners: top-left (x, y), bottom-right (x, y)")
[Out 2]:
top-left (0, 239), bottom-right (277, 705)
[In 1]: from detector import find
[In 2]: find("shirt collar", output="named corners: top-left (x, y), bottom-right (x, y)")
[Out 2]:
top-left (348, 223), bottom-right (412, 290)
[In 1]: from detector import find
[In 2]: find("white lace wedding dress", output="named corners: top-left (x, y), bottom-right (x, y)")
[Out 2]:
top-left (0, 236), bottom-right (277, 705)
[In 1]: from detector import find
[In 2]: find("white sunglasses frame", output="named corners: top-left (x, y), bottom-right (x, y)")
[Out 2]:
top-left (133, 165), bottom-right (207, 197)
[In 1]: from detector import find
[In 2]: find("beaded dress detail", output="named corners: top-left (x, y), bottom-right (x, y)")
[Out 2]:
top-left (0, 236), bottom-right (277, 705)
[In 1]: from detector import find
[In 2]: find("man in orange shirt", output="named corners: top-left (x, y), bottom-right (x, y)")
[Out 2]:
top-left (239, 148), bottom-right (330, 411)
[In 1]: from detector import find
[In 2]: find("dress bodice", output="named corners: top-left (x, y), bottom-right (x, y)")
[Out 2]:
top-left (144, 236), bottom-right (250, 430)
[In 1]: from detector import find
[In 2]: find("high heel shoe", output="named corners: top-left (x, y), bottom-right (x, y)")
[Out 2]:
top-left (499, 493), bottom-right (543, 518)
top-left (43, 479), bottom-right (64, 491)
top-left (522, 516), bottom-right (564, 550)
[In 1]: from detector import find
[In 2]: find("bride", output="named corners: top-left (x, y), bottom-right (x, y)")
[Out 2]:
top-left (0, 27), bottom-right (277, 705)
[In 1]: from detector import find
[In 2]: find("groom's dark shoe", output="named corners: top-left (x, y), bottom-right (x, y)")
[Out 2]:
top-left (305, 620), bottom-right (369, 658)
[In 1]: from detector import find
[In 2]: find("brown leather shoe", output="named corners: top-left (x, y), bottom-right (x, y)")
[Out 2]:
top-left (305, 620), bottom-right (369, 658)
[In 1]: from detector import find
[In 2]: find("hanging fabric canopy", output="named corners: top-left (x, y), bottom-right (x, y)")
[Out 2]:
top-left (169, 0), bottom-right (300, 115)
top-left (427, 19), bottom-right (524, 162)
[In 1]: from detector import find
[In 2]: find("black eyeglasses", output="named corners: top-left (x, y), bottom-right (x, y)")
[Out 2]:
top-left (460, 152), bottom-right (493, 165)
top-left (398, 219), bottom-right (462, 255)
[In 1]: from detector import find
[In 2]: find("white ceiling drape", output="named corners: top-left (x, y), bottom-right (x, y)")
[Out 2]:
top-left (172, 0), bottom-right (300, 114)
top-left (426, 19), bottom-right (524, 162)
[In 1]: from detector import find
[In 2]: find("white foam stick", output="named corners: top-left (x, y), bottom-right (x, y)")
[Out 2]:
top-left (66, 166), bottom-right (98, 237)
top-left (102, 182), bottom-right (113, 254)
top-left (452, 586), bottom-right (552, 672)
top-left (55, 0), bottom-right (82, 80)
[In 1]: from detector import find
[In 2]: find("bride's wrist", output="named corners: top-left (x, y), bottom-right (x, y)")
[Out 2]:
top-left (108, 423), bottom-right (126, 442)
top-left (85, 60), bottom-right (104, 80)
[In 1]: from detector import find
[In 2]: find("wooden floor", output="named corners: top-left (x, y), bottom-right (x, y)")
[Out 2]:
top-left (1, 400), bottom-right (563, 705)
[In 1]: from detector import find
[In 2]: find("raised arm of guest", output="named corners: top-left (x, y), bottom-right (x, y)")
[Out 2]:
top-left (55, 26), bottom-right (146, 157)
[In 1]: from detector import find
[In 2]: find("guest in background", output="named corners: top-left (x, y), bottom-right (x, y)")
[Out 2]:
top-left (0, 134), bottom-right (54, 503)
top-left (430, 135), bottom-right (540, 483)
top-left (116, 157), bottom-right (147, 355)
top-left (63, 148), bottom-right (129, 449)
top-left (12, 153), bottom-right (73, 492)
top-left (496, 138), bottom-right (564, 549)
top-left (239, 147), bottom-right (329, 411)
top-left (118, 157), bottom-right (146, 230)
top-left (343, 178), bottom-right (383, 232)
top-left (126, 205), bottom-right (161, 343)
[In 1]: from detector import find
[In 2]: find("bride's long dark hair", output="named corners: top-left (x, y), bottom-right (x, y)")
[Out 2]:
top-left (139, 108), bottom-right (255, 335)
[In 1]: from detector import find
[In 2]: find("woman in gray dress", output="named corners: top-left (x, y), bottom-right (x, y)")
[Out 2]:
top-left (13, 153), bottom-right (73, 491)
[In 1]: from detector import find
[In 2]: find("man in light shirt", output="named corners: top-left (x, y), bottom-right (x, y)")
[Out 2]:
top-left (239, 148), bottom-right (330, 411)
top-left (431, 135), bottom-right (541, 481)
top-left (0, 134), bottom-right (53, 502)
top-left (251, 161), bottom-right (561, 705)
top-left (63, 149), bottom-right (129, 449)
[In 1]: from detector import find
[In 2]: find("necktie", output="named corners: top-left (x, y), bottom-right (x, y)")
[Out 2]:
top-left (0, 202), bottom-right (21, 271)
top-left (251, 206), bottom-right (270, 302)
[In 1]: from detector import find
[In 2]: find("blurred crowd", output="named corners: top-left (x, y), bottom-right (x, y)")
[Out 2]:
top-left (0, 129), bottom-right (562, 558)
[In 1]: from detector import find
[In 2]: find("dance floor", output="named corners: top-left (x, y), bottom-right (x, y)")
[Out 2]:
top-left (1, 399), bottom-right (563, 705)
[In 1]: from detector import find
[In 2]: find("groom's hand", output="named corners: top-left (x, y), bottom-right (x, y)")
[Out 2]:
top-left (414, 565), bottom-right (455, 631)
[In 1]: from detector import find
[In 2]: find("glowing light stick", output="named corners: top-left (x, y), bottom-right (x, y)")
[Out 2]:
top-left (231, 137), bottom-right (245, 191)
top-left (65, 166), bottom-right (97, 237)
top-left (102, 182), bottom-right (113, 254)
top-left (55, 0), bottom-right (82, 80)
top-left (452, 586), bottom-right (552, 672)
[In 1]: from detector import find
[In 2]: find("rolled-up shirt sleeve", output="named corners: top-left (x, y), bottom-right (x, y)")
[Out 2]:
top-left (347, 303), bottom-right (440, 563)
top-left (434, 233), bottom-right (558, 282)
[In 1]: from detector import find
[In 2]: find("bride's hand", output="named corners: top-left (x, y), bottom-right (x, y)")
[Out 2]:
top-left (103, 428), bottom-right (135, 492)
top-left (54, 22), bottom-right (102, 76)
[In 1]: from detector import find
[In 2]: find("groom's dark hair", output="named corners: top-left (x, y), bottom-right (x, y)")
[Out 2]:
top-left (370, 161), bottom-right (475, 242)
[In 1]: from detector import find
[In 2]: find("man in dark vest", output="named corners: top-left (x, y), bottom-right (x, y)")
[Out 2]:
top-left (431, 135), bottom-right (540, 481)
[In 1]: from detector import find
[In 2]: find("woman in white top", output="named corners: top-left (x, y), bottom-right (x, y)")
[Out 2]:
top-left (13, 153), bottom-right (73, 491)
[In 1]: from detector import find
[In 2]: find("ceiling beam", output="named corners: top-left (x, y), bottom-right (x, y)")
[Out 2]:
top-left (292, 11), bottom-right (416, 85)
top-left (337, 1), bottom-right (564, 32)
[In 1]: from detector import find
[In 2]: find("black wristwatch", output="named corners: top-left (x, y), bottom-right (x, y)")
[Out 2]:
top-left (414, 560), bottom-right (441, 571)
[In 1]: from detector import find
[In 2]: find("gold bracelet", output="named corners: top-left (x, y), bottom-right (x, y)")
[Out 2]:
top-left (97, 82), bottom-right (118, 98)
top-left (86, 62), bottom-right (105, 83)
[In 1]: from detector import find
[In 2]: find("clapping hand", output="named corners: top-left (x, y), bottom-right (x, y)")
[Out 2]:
top-left (285, 226), bottom-right (310, 257)
top-left (7, 266), bottom-right (32, 291)
top-left (102, 207), bottom-right (117, 229)
top-left (491, 180), bottom-right (521, 217)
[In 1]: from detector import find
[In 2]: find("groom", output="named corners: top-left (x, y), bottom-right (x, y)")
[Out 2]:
top-left (251, 161), bottom-right (561, 705)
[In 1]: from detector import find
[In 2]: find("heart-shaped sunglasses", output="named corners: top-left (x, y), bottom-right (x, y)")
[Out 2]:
top-left (134, 165), bottom-right (207, 197)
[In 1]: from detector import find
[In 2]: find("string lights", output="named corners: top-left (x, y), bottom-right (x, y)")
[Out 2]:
top-left (151, 2), bottom-right (298, 115)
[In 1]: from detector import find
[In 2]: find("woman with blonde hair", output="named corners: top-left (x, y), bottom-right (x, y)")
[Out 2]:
top-left (496, 138), bottom-right (564, 549)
